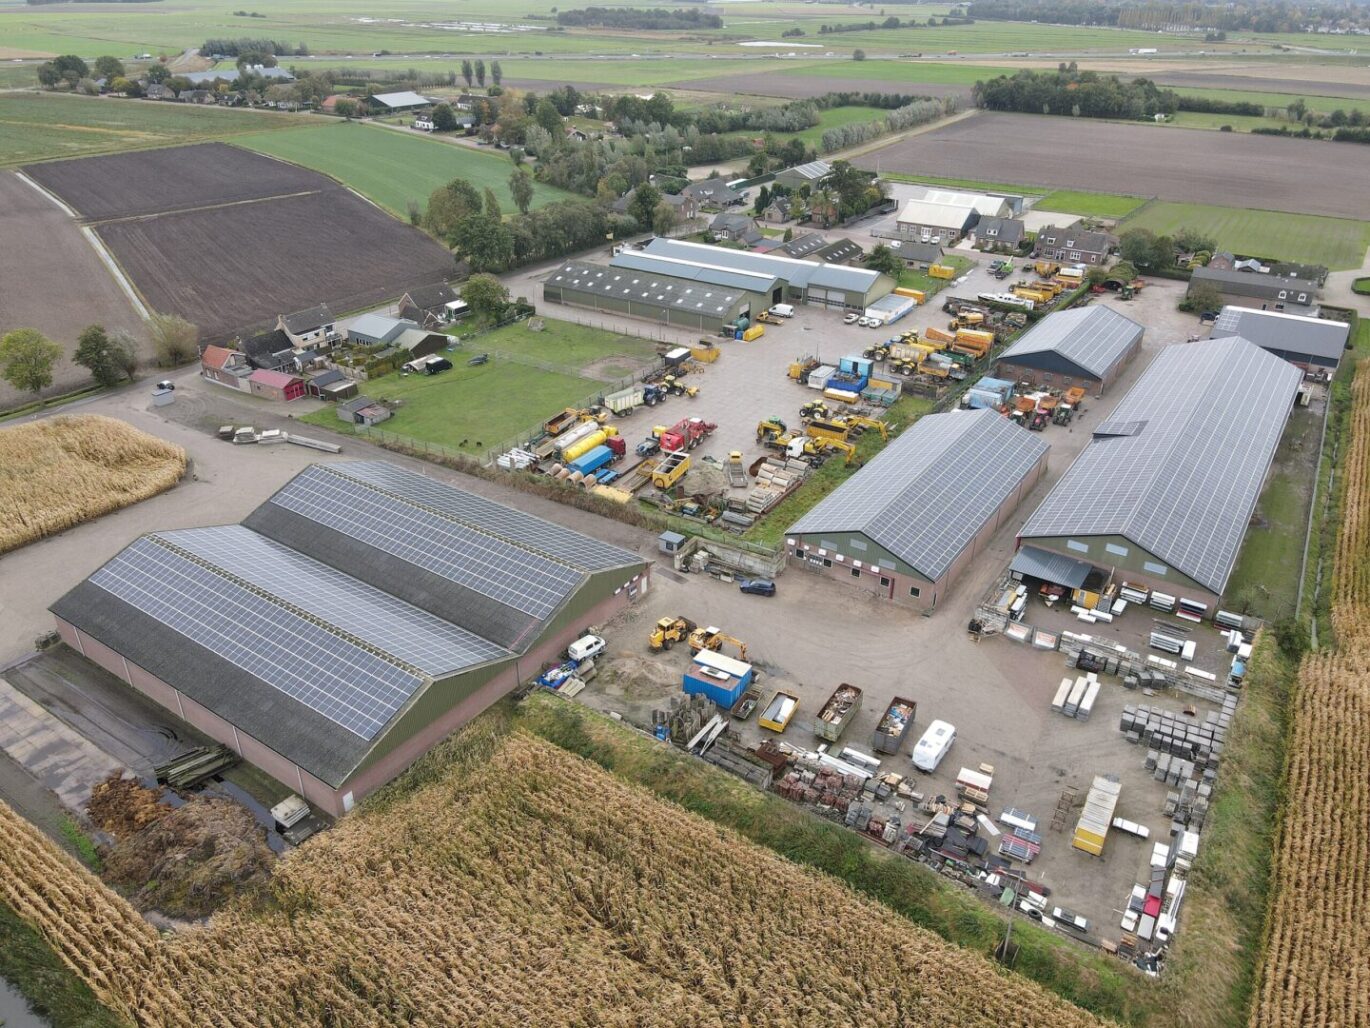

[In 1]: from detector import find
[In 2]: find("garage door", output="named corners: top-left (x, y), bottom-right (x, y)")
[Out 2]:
top-left (806, 288), bottom-right (847, 309)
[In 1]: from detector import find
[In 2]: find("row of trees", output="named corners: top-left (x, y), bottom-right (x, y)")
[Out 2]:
top-left (816, 14), bottom-right (963, 32)
top-left (820, 95), bottom-right (960, 150)
top-left (975, 68), bottom-right (1180, 120)
top-left (459, 59), bottom-right (501, 89)
top-left (555, 6), bottom-right (722, 29)
top-left (198, 37), bottom-right (307, 57)
top-left (965, 0), bottom-right (1370, 33)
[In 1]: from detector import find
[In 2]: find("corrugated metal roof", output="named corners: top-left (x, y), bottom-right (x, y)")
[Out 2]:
top-left (780, 159), bottom-right (831, 181)
top-left (999, 306), bottom-right (1144, 380)
top-left (1191, 265), bottom-right (1318, 300)
top-left (547, 259), bottom-right (750, 314)
top-left (635, 238), bottom-right (885, 295)
top-left (1010, 545), bottom-right (1092, 588)
top-left (1020, 337), bottom-right (1302, 594)
top-left (1211, 306), bottom-right (1349, 363)
top-left (896, 198), bottom-right (978, 230)
top-left (371, 90), bottom-right (430, 107)
top-left (249, 369), bottom-right (301, 388)
top-left (788, 410), bottom-right (1049, 582)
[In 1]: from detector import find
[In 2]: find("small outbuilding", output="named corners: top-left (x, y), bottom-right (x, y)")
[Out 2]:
top-left (348, 314), bottom-right (420, 347)
top-left (786, 409), bottom-right (1050, 611)
top-left (337, 395), bottom-right (391, 426)
top-left (1209, 305), bottom-right (1350, 377)
top-left (995, 306), bottom-right (1144, 394)
top-left (248, 369), bottom-right (306, 402)
top-left (367, 90), bottom-right (431, 112)
top-left (397, 283), bottom-right (461, 328)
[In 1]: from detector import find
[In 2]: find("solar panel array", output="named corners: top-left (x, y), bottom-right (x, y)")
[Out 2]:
top-left (548, 260), bottom-right (748, 316)
top-left (788, 410), bottom-right (1049, 581)
top-left (327, 461), bottom-right (641, 573)
top-left (1212, 306), bottom-right (1350, 364)
top-left (90, 537), bottom-right (423, 740)
top-left (640, 238), bottom-right (882, 294)
top-left (267, 465), bottom-right (583, 620)
top-left (1020, 337), bottom-right (1302, 593)
top-left (158, 525), bottom-right (508, 676)
top-left (999, 306), bottom-right (1144, 380)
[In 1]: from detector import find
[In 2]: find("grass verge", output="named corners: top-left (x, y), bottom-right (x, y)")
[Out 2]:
top-left (0, 900), bottom-right (127, 1028)
top-left (513, 689), bottom-right (1159, 1025)
top-left (898, 252), bottom-right (974, 297)
top-left (1037, 189), bottom-right (1147, 219)
top-left (1157, 632), bottom-right (1293, 1027)
top-left (60, 816), bottom-right (102, 872)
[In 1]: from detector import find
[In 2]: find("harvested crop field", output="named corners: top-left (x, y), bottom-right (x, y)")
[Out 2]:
top-left (1150, 70), bottom-right (1370, 100)
top-left (0, 416), bottom-right (185, 555)
top-left (24, 143), bottom-right (454, 341)
top-left (23, 141), bottom-right (323, 221)
top-left (677, 72), bottom-right (973, 102)
top-left (0, 724), bottom-right (1106, 1027)
top-left (855, 111), bottom-right (1370, 219)
top-left (0, 172), bottom-right (144, 408)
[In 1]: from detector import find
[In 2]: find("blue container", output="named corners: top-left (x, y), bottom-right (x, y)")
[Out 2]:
top-left (683, 668), bottom-right (747, 709)
top-left (568, 445), bottom-right (613, 477)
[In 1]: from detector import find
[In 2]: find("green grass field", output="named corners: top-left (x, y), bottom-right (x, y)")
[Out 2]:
top-left (1171, 85), bottom-right (1370, 117)
top-left (896, 252), bottom-right (974, 296)
top-left (1037, 189), bottom-right (1147, 218)
top-left (0, 92), bottom-right (301, 165)
top-left (1121, 201), bottom-right (1370, 270)
top-left (304, 319), bottom-right (656, 453)
top-left (232, 121), bottom-right (575, 217)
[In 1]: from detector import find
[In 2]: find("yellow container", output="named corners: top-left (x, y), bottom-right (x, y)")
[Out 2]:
top-left (893, 287), bottom-right (927, 303)
top-left (742, 325), bottom-right (765, 342)
top-left (928, 264), bottom-right (957, 280)
top-left (561, 430), bottom-right (607, 462)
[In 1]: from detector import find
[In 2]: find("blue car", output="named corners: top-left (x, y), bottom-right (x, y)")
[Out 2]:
top-left (738, 578), bottom-right (776, 597)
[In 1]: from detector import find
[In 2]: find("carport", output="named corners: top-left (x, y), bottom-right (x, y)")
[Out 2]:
top-left (1009, 545), bottom-right (1096, 591)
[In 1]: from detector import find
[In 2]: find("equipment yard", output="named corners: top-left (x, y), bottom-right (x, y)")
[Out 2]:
top-left (856, 111), bottom-right (1370, 221)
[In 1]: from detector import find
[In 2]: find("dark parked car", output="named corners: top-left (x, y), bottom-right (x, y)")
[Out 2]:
top-left (738, 578), bottom-right (776, 597)
top-left (422, 357), bottom-right (452, 374)
top-left (636, 437), bottom-right (660, 456)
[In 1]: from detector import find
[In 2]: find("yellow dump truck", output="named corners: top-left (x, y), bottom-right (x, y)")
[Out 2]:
top-left (956, 328), bottom-right (995, 348)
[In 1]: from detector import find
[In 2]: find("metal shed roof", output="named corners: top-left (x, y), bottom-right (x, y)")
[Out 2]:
top-left (999, 306), bottom-right (1144, 380)
top-left (1010, 545), bottom-right (1092, 589)
top-left (896, 198), bottom-right (978, 230)
top-left (1020, 337), bottom-right (1301, 594)
top-left (636, 238), bottom-right (885, 294)
top-left (547, 260), bottom-right (750, 315)
top-left (1191, 265), bottom-right (1318, 301)
top-left (1211, 306), bottom-right (1349, 364)
top-left (787, 409), bottom-right (1049, 582)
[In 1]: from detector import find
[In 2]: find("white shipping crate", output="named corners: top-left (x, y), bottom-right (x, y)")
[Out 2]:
top-left (1181, 640), bottom-right (1197, 661)
top-left (1076, 680), bottom-right (1102, 721)
top-left (1051, 677), bottom-right (1073, 712)
top-left (1064, 676), bottom-right (1089, 715)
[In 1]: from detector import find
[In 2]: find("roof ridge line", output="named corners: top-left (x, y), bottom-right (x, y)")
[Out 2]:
top-left (322, 464), bottom-right (588, 576)
top-left (146, 533), bottom-right (429, 680)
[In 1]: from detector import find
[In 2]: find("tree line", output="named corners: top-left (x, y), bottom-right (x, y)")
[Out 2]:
top-left (817, 14), bottom-right (970, 32)
top-left (820, 96), bottom-right (960, 150)
top-left (965, 0), bottom-right (1370, 33)
top-left (198, 38), bottom-right (307, 57)
top-left (975, 67), bottom-right (1179, 119)
top-left (555, 6), bottom-right (722, 29)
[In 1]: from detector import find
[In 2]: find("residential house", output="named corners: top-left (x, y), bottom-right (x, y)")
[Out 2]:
top-left (234, 328), bottom-right (295, 372)
top-left (610, 188), bottom-right (698, 222)
top-left (975, 216), bottom-right (1026, 252)
top-left (760, 195), bottom-right (793, 225)
top-left (893, 240), bottom-right (943, 268)
top-left (773, 160), bottom-right (831, 192)
top-left (710, 212), bottom-right (764, 247)
top-left (413, 116), bottom-right (435, 131)
top-left (1188, 266), bottom-right (1319, 314)
top-left (247, 369), bottom-right (307, 402)
top-left (894, 197), bottom-right (978, 246)
top-left (347, 314), bottom-right (421, 347)
top-left (1034, 222), bottom-right (1116, 266)
top-left (337, 395), bottom-right (392, 426)
top-left (145, 85), bottom-right (178, 101)
top-left (398, 283), bottom-right (462, 328)
top-left (278, 305), bottom-right (337, 348)
top-left (681, 179), bottom-right (745, 210)
top-left (180, 89), bottom-right (214, 104)
top-left (200, 345), bottom-right (252, 391)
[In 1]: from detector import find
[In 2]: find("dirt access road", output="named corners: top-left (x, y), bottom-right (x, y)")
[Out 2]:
top-left (856, 110), bottom-right (1370, 220)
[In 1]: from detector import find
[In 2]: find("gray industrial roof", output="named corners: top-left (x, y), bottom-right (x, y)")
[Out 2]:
top-left (787, 409), bottom-right (1049, 582)
top-left (1191, 265), bottom-right (1318, 301)
top-left (370, 90), bottom-right (431, 108)
top-left (612, 249), bottom-right (776, 293)
top-left (1020, 337), bottom-right (1301, 594)
top-left (1010, 545), bottom-right (1092, 589)
top-left (1211, 306), bottom-right (1349, 365)
top-left (636, 238), bottom-right (886, 295)
top-left (999, 306), bottom-right (1144, 380)
top-left (780, 159), bottom-right (831, 181)
top-left (548, 260), bottom-right (750, 316)
top-left (52, 461), bottom-right (642, 785)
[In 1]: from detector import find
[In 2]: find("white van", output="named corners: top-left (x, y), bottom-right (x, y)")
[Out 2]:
top-left (567, 634), bottom-right (606, 663)
top-left (769, 303), bottom-right (796, 319)
top-left (911, 719), bottom-right (956, 772)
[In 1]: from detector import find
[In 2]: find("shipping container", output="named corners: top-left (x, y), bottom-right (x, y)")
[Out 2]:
top-left (683, 649), bottom-right (753, 710)
top-left (807, 365), bottom-right (836, 390)
top-left (814, 683), bottom-right (863, 743)
top-left (758, 691), bottom-right (800, 733)
top-left (1072, 775), bottom-right (1121, 856)
top-left (742, 324), bottom-right (765, 342)
top-left (563, 430), bottom-right (612, 463)
top-left (567, 445), bottom-right (616, 478)
top-left (872, 696), bottom-right (917, 754)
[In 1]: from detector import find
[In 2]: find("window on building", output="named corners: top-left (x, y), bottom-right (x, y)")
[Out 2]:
top-left (1070, 250), bottom-right (1081, 261)
top-left (1278, 290), bottom-right (1288, 300)
top-left (849, 538), bottom-right (868, 551)
top-left (1143, 561), bottom-right (1168, 575)
top-left (850, 568), bottom-right (861, 578)
top-left (1105, 543), bottom-right (1129, 557)
top-left (1066, 539), bottom-right (1090, 554)
top-left (909, 586), bottom-right (921, 598)
top-left (880, 577), bottom-right (891, 587)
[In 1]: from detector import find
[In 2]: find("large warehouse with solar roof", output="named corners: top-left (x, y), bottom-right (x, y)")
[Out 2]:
top-left (785, 409), bottom-right (1050, 611)
top-left (1015, 336), bottom-right (1301, 614)
top-left (995, 306), bottom-right (1144, 393)
top-left (50, 461), bottom-right (648, 816)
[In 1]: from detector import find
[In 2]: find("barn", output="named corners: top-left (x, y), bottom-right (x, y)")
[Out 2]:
top-left (50, 461), bottom-right (649, 816)
top-left (995, 306), bottom-right (1144, 394)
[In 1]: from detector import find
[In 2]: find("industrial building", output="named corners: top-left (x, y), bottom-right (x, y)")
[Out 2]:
top-left (786, 410), bottom-right (1050, 611)
top-left (1188, 266), bottom-right (1318, 313)
top-left (544, 238), bottom-right (893, 331)
top-left (893, 187), bottom-right (1012, 245)
top-left (995, 306), bottom-right (1145, 393)
top-left (1015, 337), bottom-right (1301, 614)
top-left (1210, 306), bottom-right (1350, 376)
top-left (51, 461), bottom-right (648, 817)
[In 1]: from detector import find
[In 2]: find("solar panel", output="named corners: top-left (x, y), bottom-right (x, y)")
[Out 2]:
top-left (158, 525), bottom-right (508, 676)
top-left (332, 461), bottom-right (641, 573)
top-left (788, 410), bottom-right (1049, 581)
top-left (267, 465), bottom-right (582, 620)
top-left (90, 537), bottom-right (423, 739)
top-left (1020, 337), bottom-right (1301, 593)
top-left (999, 307), bottom-right (1144, 380)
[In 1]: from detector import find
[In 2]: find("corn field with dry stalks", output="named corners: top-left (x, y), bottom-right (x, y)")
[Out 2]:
top-left (1249, 364), bottom-right (1370, 1028)
top-left (1, 732), bottom-right (1109, 1027)
top-left (0, 415), bottom-right (185, 554)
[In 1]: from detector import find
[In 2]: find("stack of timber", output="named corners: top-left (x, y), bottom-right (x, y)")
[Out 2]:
top-left (154, 745), bottom-right (238, 789)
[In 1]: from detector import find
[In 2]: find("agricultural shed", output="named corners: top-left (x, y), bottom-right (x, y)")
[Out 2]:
top-left (367, 91), bottom-right (431, 111)
top-left (895, 198), bottom-right (978, 246)
top-left (996, 306), bottom-right (1144, 393)
top-left (786, 409), bottom-right (1050, 611)
top-left (1188, 266), bottom-right (1319, 313)
top-left (814, 238), bottom-right (864, 264)
top-left (1017, 337), bottom-right (1301, 612)
top-left (183, 66), bottom-right (294, 85)
top-left (543, 260), bottom-right (753, 333)
top-left (247, 369), bottom-right (306, 402)
top-left (773, 159), bottom-right (831, 191)
top-left (348, 314), bottom-right (419, 347)
top-left (50, 461), bottom-right (648, 817)
top-left (1209, 306), bottom-right (1348, 374)
top-left (778, 233), bottom-right (829, 259)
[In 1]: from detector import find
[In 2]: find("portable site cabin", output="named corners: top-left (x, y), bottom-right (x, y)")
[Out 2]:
top-left (683, 649), bottom-right (754, 709)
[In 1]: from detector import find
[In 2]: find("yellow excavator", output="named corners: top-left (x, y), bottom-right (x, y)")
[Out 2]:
top-left (649, 616), bottom-right (696, 651)
top-left (843, 415), bottom-right (888, 441)
top-left (688, 626), bottom-right (749, 662)
top-left (757, 417), bottom-right (789, 445)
